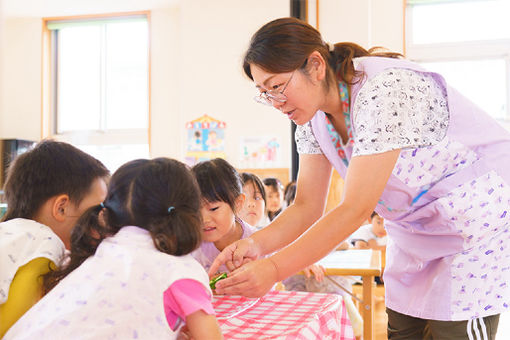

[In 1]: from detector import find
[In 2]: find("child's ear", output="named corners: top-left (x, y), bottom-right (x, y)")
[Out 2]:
top-left (52, 194), bottom-right (71, 222)
top-left (234, 193), bottom-right (246, 213)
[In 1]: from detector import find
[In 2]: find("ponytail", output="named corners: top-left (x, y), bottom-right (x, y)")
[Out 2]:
top-left (328, 43), bottom-right (403, 85)
top-left (42, 204), bottom-right (113, 293)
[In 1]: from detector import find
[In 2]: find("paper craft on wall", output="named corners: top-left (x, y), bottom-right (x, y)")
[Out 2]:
top-left (239, 136), bottom-right (281, 168)
top-left (185, 114), bottom-right (226, 166)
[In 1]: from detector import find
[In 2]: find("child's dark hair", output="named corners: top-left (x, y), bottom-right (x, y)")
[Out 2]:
top-left (191, 158), bottom-right (242, 212)
top-left (43, 158), bottom-right (202, 293)
top-left (284, 181), bottom-right (297, 207)
top-left (370, 211), bottom-right (379, 219)
top-left (2, 139), bottom-right (109, 222)
top-left (263, 177), bottom-right (284, 193)
top-left (241, 172), bottom-right (266, 205)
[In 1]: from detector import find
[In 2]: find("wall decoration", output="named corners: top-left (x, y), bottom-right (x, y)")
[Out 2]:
top-left (185, 114), bottom-right (226, 166)
top-left (239, 136), bottom-right (281, 168)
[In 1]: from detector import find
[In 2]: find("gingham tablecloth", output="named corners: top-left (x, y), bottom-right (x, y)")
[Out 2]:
top-left (213, 290), bottom-right (355, 339)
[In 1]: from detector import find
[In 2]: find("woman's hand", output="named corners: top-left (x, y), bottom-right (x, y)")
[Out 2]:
top-left (213, 258), bottom-right (278, 297)
top-left (303, 264), bottom-right (325, 283)
top-left (208, 237), bottom-right (261, 276)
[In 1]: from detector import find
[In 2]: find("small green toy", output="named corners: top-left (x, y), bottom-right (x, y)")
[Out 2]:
top-left (209, 272), bottom-right (228, 290)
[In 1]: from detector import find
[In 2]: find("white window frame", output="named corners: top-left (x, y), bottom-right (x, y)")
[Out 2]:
top-left (41, 12), bottom-right (151, 159)
top-left (405, 1), bottom-right (510, 123)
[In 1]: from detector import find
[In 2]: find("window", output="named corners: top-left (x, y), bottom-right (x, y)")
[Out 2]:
top-left (405, 0), bottom-right (510, 123)
top-left (43, 13), bottom-right (150, 171)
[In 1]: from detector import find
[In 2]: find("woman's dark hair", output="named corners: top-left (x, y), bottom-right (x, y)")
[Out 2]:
top-left (191, 158), bottom-right (242, 212)
top-left (284, 181), bottom-right (297, 207)
top-left (243, 17), bottom-right (402, 90)
top-left (240, 172), bottom-right (266, 205)
top-left (2, 139), bottom-right (109, 222)
top-left (43, 158), bottom-right (202, 293)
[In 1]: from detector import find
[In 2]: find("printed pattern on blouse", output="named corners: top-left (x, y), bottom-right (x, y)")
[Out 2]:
top-left (392, 137), bottom-right (479, 189)
top-left (352, 68), bottom-right (449, 157)
top-left (3, 227), bottom-right (211, 339)
top-left (441, 170), bottom-right (510, 319)
top-left (295, 122), bottom-right (323, 155)
top-left (0, 219), bottom-right (65, 304)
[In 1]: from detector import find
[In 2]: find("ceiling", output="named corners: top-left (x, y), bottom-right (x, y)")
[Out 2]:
top-left (1, 0), bottom-right (178, 17)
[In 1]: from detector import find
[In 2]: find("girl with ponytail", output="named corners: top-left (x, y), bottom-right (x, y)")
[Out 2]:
top-left (5, 158), bottom-right (222, 340)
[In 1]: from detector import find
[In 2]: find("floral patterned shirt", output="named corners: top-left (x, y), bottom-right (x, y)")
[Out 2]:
top-left (295, 68), bottom-right (449, 156)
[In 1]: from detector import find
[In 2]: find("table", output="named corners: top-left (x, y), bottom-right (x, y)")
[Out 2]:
top-left (213, 290), bottom-right (355, 339)
top-left (317, 249), bottom-right (382, 340)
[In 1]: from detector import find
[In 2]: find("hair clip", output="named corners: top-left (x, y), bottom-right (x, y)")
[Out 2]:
top-left (100, 202), bottom-right (105, 208)
top-left (167, 206), bottom-right (175, 214)
top-left (327, 42), bottom-right (335, 52)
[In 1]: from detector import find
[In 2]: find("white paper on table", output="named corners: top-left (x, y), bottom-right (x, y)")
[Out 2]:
top-left (317, 249), bottom-right (373, 269)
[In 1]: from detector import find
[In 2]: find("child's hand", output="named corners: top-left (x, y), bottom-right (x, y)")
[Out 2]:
top-left (354, 240), bottom-right (369, 249)
top-left (303, 264), bottom-right (325, 283)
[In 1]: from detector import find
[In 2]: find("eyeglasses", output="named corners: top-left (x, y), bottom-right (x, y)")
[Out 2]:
top-left (254, 71), bottom-right (295, 106)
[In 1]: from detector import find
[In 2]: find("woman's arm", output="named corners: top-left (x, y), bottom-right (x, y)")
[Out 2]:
top-left (214, 149), bottom-right (400, 296)
top-left (251, 153), bottom-right (333, 255)
top-left (269, 149), bottom-right (400, 280)
top-left (208, 153), bottom-right (332, 273)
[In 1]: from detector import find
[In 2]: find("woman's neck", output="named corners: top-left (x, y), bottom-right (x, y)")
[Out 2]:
top-left (214, 219), bottom-right (244, 252)
top-left (323, 82), bottom-right (349, 144)
top-left (321, 81), bottom-right (343, 118)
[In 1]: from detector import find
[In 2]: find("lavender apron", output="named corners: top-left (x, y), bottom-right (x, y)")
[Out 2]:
top-left (311, 57), bottom-right (510, 321)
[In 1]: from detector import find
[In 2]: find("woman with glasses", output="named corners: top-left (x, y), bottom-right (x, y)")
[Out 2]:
top-left (209, 17), bottom-right (510, 339)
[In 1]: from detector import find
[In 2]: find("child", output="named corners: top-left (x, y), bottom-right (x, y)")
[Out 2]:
top-left (283, 180), bottom-right (297, 208)
top-left (239, 172), bottom-right (267, 230)
top-left (3, 158), bottom-right (222, 340)
top-left (349, 211), bottom-right (387, 251)
top-left (0, 140), bottom-right (109, 337)
top-left (263, 177), bottom-right (284, 222)
top-left (191, 158), bottom-right (255, 274)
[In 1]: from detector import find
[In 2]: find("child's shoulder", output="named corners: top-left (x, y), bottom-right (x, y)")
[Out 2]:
top-left (1, 218), bottom-right (61, 240)
top-left (1, 218), bottom-right (66, 256)
top-left (238, 218), bottom-right (257, 238)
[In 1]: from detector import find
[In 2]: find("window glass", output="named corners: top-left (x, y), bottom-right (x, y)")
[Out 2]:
top-left (422, 59), bottom-right (507, 119)
top-left (79, 144), bottom-right (149, 172)
top-left (411, 0), bottom-right (510, 44)
top-left (105, 21), bottom-right (149, 130)
top-left (57, 26), bottom-right (102, 132)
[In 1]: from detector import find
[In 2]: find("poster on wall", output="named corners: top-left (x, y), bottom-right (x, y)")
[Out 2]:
top-left (185, 114), bottom-right (226, 166)
top-left (239, 136), bottom-right (281, 169)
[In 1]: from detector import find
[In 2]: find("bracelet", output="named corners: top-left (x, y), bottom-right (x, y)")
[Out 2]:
top-left (268, 257), bottom-right (280, 282)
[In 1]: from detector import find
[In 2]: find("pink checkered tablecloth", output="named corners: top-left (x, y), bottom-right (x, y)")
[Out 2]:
top-left (212, 290), bottom-right (355, 339)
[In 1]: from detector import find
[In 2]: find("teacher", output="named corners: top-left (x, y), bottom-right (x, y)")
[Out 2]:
top-left (210, 17), bottom-right (509, 339)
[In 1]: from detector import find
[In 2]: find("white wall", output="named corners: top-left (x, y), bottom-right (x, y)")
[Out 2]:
top-left (0, 0), bottom-right (404, 167)
top-left (0, 17), bottom-right (41, 140)
top-left (320, 0), bottom-right (404, 54)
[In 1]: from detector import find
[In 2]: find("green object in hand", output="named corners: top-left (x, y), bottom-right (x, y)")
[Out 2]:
top-left (209, 272), bottom-right (228, 290)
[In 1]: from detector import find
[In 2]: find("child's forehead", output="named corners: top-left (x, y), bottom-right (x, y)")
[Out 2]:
top-left (243, 181), bottom-right (261, 192)
top-left (202, 199), bottom-right (226, 207)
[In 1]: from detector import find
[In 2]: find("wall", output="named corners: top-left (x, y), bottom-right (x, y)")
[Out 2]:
top-left (319, 0), bottom-right (404, 54)
top-left (0, 0), bottom-right (404, 166)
